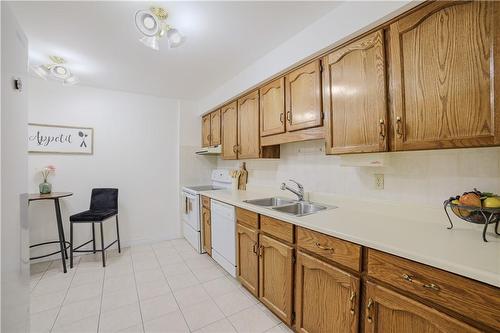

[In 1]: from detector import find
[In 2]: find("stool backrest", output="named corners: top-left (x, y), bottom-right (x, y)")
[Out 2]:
top-left (90, 188), bottom-right (118, 211)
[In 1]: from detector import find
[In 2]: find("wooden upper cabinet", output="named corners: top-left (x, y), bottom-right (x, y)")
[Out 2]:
top-left (201, 114), bottom-right (211, 147)
top-left (389, 1), bottom-right (499, 151)
top-left (295, 251), bottom-right (360, 333)
top-left (323, 30), bottom-right (388, 154)
top-left (258, 234), bottom-right (294, 325)
top-left (364, 282), bottom-right (480, 333)
top-left (210, 109), bottom-right (221, 146)
top-left (236, 223), bottom-right (259, 297)
top-left (238, 90), bottom-right (260, 159)
top-left (285, 60), bottom-right (323, 132)
top-left (221, 102), bottom-right (238, 160)
top-left (260, 77), bottom-right (286, 137)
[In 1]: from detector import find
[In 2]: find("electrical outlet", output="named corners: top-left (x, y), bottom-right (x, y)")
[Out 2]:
top-left (374, 174), bottom-right (384, 190)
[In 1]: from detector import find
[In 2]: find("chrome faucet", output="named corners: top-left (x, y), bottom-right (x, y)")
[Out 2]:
top-left (280, 179), bottom-right (305, 201)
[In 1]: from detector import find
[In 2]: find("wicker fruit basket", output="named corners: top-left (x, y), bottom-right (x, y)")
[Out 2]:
top-left (443, 190), bottom-right (500, 242)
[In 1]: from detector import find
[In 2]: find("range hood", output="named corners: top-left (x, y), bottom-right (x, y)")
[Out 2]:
top-left (195, 145), bottom-right (221, 155)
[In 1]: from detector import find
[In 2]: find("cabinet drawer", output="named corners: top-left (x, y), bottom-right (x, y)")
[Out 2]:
top-left (201, 196), bottom-right (210, 209)
top-left (236, 207), bottom-right (259, 229)
top-left (260, 215), bottom-right (294, 243)
top-left (367, 249), bottom-right (500, 331)
top-left (297, 227), bottom-right (361, 272)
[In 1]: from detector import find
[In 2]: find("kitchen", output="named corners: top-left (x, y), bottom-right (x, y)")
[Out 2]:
top-left (2, 1), bottom-right (500, 333)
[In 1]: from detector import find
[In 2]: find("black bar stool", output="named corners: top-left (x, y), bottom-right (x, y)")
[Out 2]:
top-left (69, 188), bottom-right (120, 267)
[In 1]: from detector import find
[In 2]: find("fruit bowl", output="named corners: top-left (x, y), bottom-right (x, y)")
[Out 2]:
top-left (443, 190), bottom-right (500, 242)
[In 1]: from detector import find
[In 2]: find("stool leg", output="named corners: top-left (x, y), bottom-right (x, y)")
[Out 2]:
top-left (100, 223), bottom-right (106, 267)
top-left (70, 222), bottom-right (73, 268)
top-left (92, 223), bottom-right (96, 254)
top-left (116, 215), bottom-right (121, 253)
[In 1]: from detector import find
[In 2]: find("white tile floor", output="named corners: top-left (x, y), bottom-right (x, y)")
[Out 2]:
top-left (30, 239), bottom-right (294, 333)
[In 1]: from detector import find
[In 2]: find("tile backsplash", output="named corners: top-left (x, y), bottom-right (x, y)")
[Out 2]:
top-left (217, 140), bottom-right (500, 208)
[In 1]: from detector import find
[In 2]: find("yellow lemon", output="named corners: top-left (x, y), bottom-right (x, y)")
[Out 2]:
top-left (483, 197), bottom-right (500, 209)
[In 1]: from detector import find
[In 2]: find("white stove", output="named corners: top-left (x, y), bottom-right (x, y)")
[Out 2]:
top-left (181, 169), bottom-right (231, 253)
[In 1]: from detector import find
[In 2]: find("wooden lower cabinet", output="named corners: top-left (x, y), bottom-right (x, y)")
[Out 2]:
top-left (236, 223), bottom-right (259, 296)
top-left (295, 251), bottom-right (360, 333)
top-left (201, 206), bottom-right (211, 256)
top-left (364, 282), bottom-right (480, 333)
top-left (258, 234), bottom-right (294, 325)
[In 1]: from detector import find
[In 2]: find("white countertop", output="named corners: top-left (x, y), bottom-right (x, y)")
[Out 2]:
top-left (200, 188), bottom-right (500, 287)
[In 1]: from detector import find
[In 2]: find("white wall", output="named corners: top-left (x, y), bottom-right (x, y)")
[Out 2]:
top-left (199, 1), bottom-right (416, 112)
top-left (179, 100), bottom-right (216, 187)
top-left (217, 141), bottom-right (500, 208)
top-left (28, 79), bottom-right (181, 258)
top-left (1, 3), bottom-right (30, 331)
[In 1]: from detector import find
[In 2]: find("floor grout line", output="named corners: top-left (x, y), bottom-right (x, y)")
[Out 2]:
top-left (30, 239), bottom-right (284, 333)
top-left (153, 244), bottom-right (194, 332)
top-left (47, 257), bottom-right (78, 332)
top-left (96, 253), bottom-right (107, 333)
top-left (126, 246), bottom-right (146, 333)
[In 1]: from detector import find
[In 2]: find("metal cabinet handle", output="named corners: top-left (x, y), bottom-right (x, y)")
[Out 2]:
top-left (423, 283), bottom-right (440, 291)
top-left (258, 245), bottom-right (264, 257)
top-left (233, 145), bottom-right (237, 153)
top-left (402, 273), bottom-right (441, 292)
top-left (349, 291), bottom-right (356, 315)
top-left (185, 197), bottom-right (188, 214)
top-left (286, 111), bottom-right (292, 124)
top-left (279, 113), bottom-right (284, 124)
top-left (367, 298), bottom-right (374, 323)
top-left (379, 119), bottom-right (386, 139)
top-left (252, 243), bottom-right (258, 254)
top-left (315, 242), bottom-right (335, 253)
top-left (396, 116), bottom-right (403, 138)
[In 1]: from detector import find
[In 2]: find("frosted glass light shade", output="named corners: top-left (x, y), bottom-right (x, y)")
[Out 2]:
top-left (139, 35), bottom-right (160, 51)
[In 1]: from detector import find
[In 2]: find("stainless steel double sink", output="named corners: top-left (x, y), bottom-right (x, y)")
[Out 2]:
top-left (243, 197), bottom-right (336, 217)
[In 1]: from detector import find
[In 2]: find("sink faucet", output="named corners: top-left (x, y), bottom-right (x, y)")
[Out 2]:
top-left (280, 179), bottom-right (305, 201)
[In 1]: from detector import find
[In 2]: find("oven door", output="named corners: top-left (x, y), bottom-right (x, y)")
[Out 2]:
top-left (182, 191), bottom-right (200, 231)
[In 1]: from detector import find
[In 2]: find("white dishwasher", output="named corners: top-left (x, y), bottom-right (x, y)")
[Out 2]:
top-left (210, 200), bottom-right (236, 277)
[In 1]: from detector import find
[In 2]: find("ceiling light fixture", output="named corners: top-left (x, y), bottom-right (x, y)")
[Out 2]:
top-left (134, 6), bottom-right (185, 51)
top-left (31, 56), bottom-right (79, 86)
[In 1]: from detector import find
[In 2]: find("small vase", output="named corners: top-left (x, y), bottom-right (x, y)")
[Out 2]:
top-left (39, 181), bottom-right (52, 194)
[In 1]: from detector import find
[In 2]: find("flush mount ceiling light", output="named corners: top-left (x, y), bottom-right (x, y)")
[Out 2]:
top-left (31, 56), bottom-right (79, 86)
top-left (134, 6), bottom-right (185, 51)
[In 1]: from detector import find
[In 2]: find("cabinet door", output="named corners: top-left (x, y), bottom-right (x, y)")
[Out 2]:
top-left (389, 1), bottom-right (499, 151)
top-left (285, 60), bottom-right (323, 132)
top-left (258, 234), bottom-right (294, 325)
top-left (238, 90), bottom-right (260, 159)
top-left (323, 30), bottom-right (388, 154)
top-left (221, 102), bottom-right (238, 160)
top-left (364, 282), bottom-right (480, 333)
top-left (210, 109), bottom-right (221, 146)
top-left (202, 114), bottom-right (211, 147)
top-left (236, 223), bottom-right (259, 296)
top-left (260, 77), bottom-right (286, 137)
top-left (201, 207), bottom-right (211, 256)
top-left (295, 251), bottom-right (359, 333)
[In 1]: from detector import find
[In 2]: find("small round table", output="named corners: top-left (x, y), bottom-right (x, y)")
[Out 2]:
top-left (29, 192), bottom-right (73, 273)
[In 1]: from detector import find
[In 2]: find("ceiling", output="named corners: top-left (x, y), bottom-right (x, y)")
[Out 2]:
top-left (10, 1), bottom-right (338, 100)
